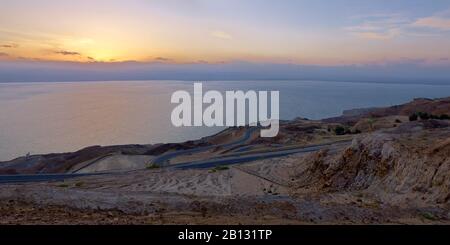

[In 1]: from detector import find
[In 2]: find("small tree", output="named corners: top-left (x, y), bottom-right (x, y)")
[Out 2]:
top-left (367, 118), bottom-right (375, 131)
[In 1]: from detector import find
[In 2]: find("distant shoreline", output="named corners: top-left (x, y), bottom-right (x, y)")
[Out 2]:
top-left (1, 79), bottom-right (450, 86)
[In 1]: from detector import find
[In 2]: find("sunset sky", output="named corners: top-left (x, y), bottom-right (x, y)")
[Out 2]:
top-left (1, 0), bottom-right (450, 65)
top-left (1, 0), bottom-right (450, 83)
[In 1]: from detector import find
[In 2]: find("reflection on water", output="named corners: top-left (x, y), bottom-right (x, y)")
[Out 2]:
top-left (0, 80), bottom-right (449, 161)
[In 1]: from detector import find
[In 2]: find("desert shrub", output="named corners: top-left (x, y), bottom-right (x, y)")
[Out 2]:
top-left (75, 181), bottom-right (84, 187)
top-left (409, 113), bottom-right (418, 121)
top-left (214, 165), bottom-right (229, 171)
top-left (334, 126), bottom-right (346, 135)
top-left (367, 118), bottom-right (375, 131)
top-left (210, 165), bottom-right (229, 172)
top-left (57, 183), bottom-right (69, 188)
top-left (146, 163), bottom-right (160, 169)
top-left (352, 129), bottom-right (362, 134)
top-left (417, 112), bottom-right (430, 120)
top-left (421, 212), bottom-right (438, 221)
top-left (410, 112), bottom-right (449, 121)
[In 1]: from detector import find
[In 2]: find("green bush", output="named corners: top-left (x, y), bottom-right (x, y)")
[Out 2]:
top-left (410, 112), bottom-right (449, 121)
top-left (146, 163), bottom-right (160, 169)
top-left (409, 113), bottom-right (418, 121)
top-left (417, 112), bottom-right (430, 120)
top-left (57, 183), bottom-right (69, 188)
top-left (334, 126), bottom-right (346, 135)
top-left (430, 114), bottom-right (440, 119)
top-left (210, 165), bottom-right (229, 172)
top-left (352, 129), bottom-right (362, 134)
top-left (75, 181), bottom-right (84, 187)
top-left (421, 212), bottom-right (437, 221)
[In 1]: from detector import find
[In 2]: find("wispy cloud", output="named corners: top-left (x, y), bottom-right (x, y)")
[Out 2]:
top-left (55, 50), bottom-right (81, 56)
top-left (0, 52), bottom-right (9, 57)
top-left (346, 10), bottom-right (450, 40)
top-left (413, 10), bottom-right (450, 30)
top-left (0, 43), bottom-right (18, 48)
top-left (53, 50), bottom-right (96, 62)
top-left (211, 30), bottom-right (232, 40)
top-left (346, 13), bottom-right (408, 40)
top-left (354, 30), bottom-right (400, 40)
top-left (154, 56), bottom-right (172, 62)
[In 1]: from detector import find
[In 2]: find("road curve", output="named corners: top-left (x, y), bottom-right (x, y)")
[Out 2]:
top-left (0, 126), bottom-right (351, 184)
top-left (0, 127), bottom-right (259, 184)
top-left (150, 127), bottom-right (259, 166)
top-left (0, 141), bottom-right (349, 184)
top-left (170, 140), bottom-right (350, 170)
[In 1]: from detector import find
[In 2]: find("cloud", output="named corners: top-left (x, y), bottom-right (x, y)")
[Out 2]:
top-left (347, 10), bottom-right (450, 40)
top-left (354, 29), bottom-right (400, 40)
top-left (413, 17), bottom-right (450, 30)
top-left (154, 56), bottom-right (172, 62)
top-left (0, 52), bottom-right (9, 57)
top-left (211, 30), bottom-right (232, 40)
top-left (54, 50), bottom-right (96, 62)
top-left (0, 43), bottom-right (18, 48)
top-left (346, 13), bottom-right (408, 40)
top-left (411, 9), bottom-right (450, 31)
top-left (55, 50), bottom-right (81, 56)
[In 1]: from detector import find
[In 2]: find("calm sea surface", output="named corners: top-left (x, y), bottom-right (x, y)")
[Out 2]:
top-left (0, 80), bottom-right (449, 161)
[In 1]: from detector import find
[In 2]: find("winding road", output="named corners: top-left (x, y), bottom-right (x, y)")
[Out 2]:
top-left (170, 140), bottom-right (350, 170)
top-left (150, 127), bottom-right (259, 166)
top-left (0, 126), bottom-right (351, 184)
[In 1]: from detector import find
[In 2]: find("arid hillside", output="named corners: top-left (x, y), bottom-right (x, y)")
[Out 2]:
top-left (291, 120), bottom-right (450, 209)
top-left (0, 97), bottom-right (449, 224)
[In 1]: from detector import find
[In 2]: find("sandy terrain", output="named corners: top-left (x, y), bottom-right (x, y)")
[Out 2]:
top-left (74, 154), bottom-right (154, 173)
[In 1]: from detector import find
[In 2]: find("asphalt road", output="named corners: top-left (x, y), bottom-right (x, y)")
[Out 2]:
top-left (150, 127), bottom-right (259, 166)
top-left (0, 173), bottom-right (103, 184)
top-left (0, 126), bottom-right (351, 184)
top-left (0, 127), bottom-right (259, 184)
top-left (171, 140), bottom-right (350, 170)
top-left (0, 140), bottom-right (349, 184)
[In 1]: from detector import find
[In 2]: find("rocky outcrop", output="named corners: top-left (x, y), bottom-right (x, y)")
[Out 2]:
top-left (292, 121), bottom-right (450, 206)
